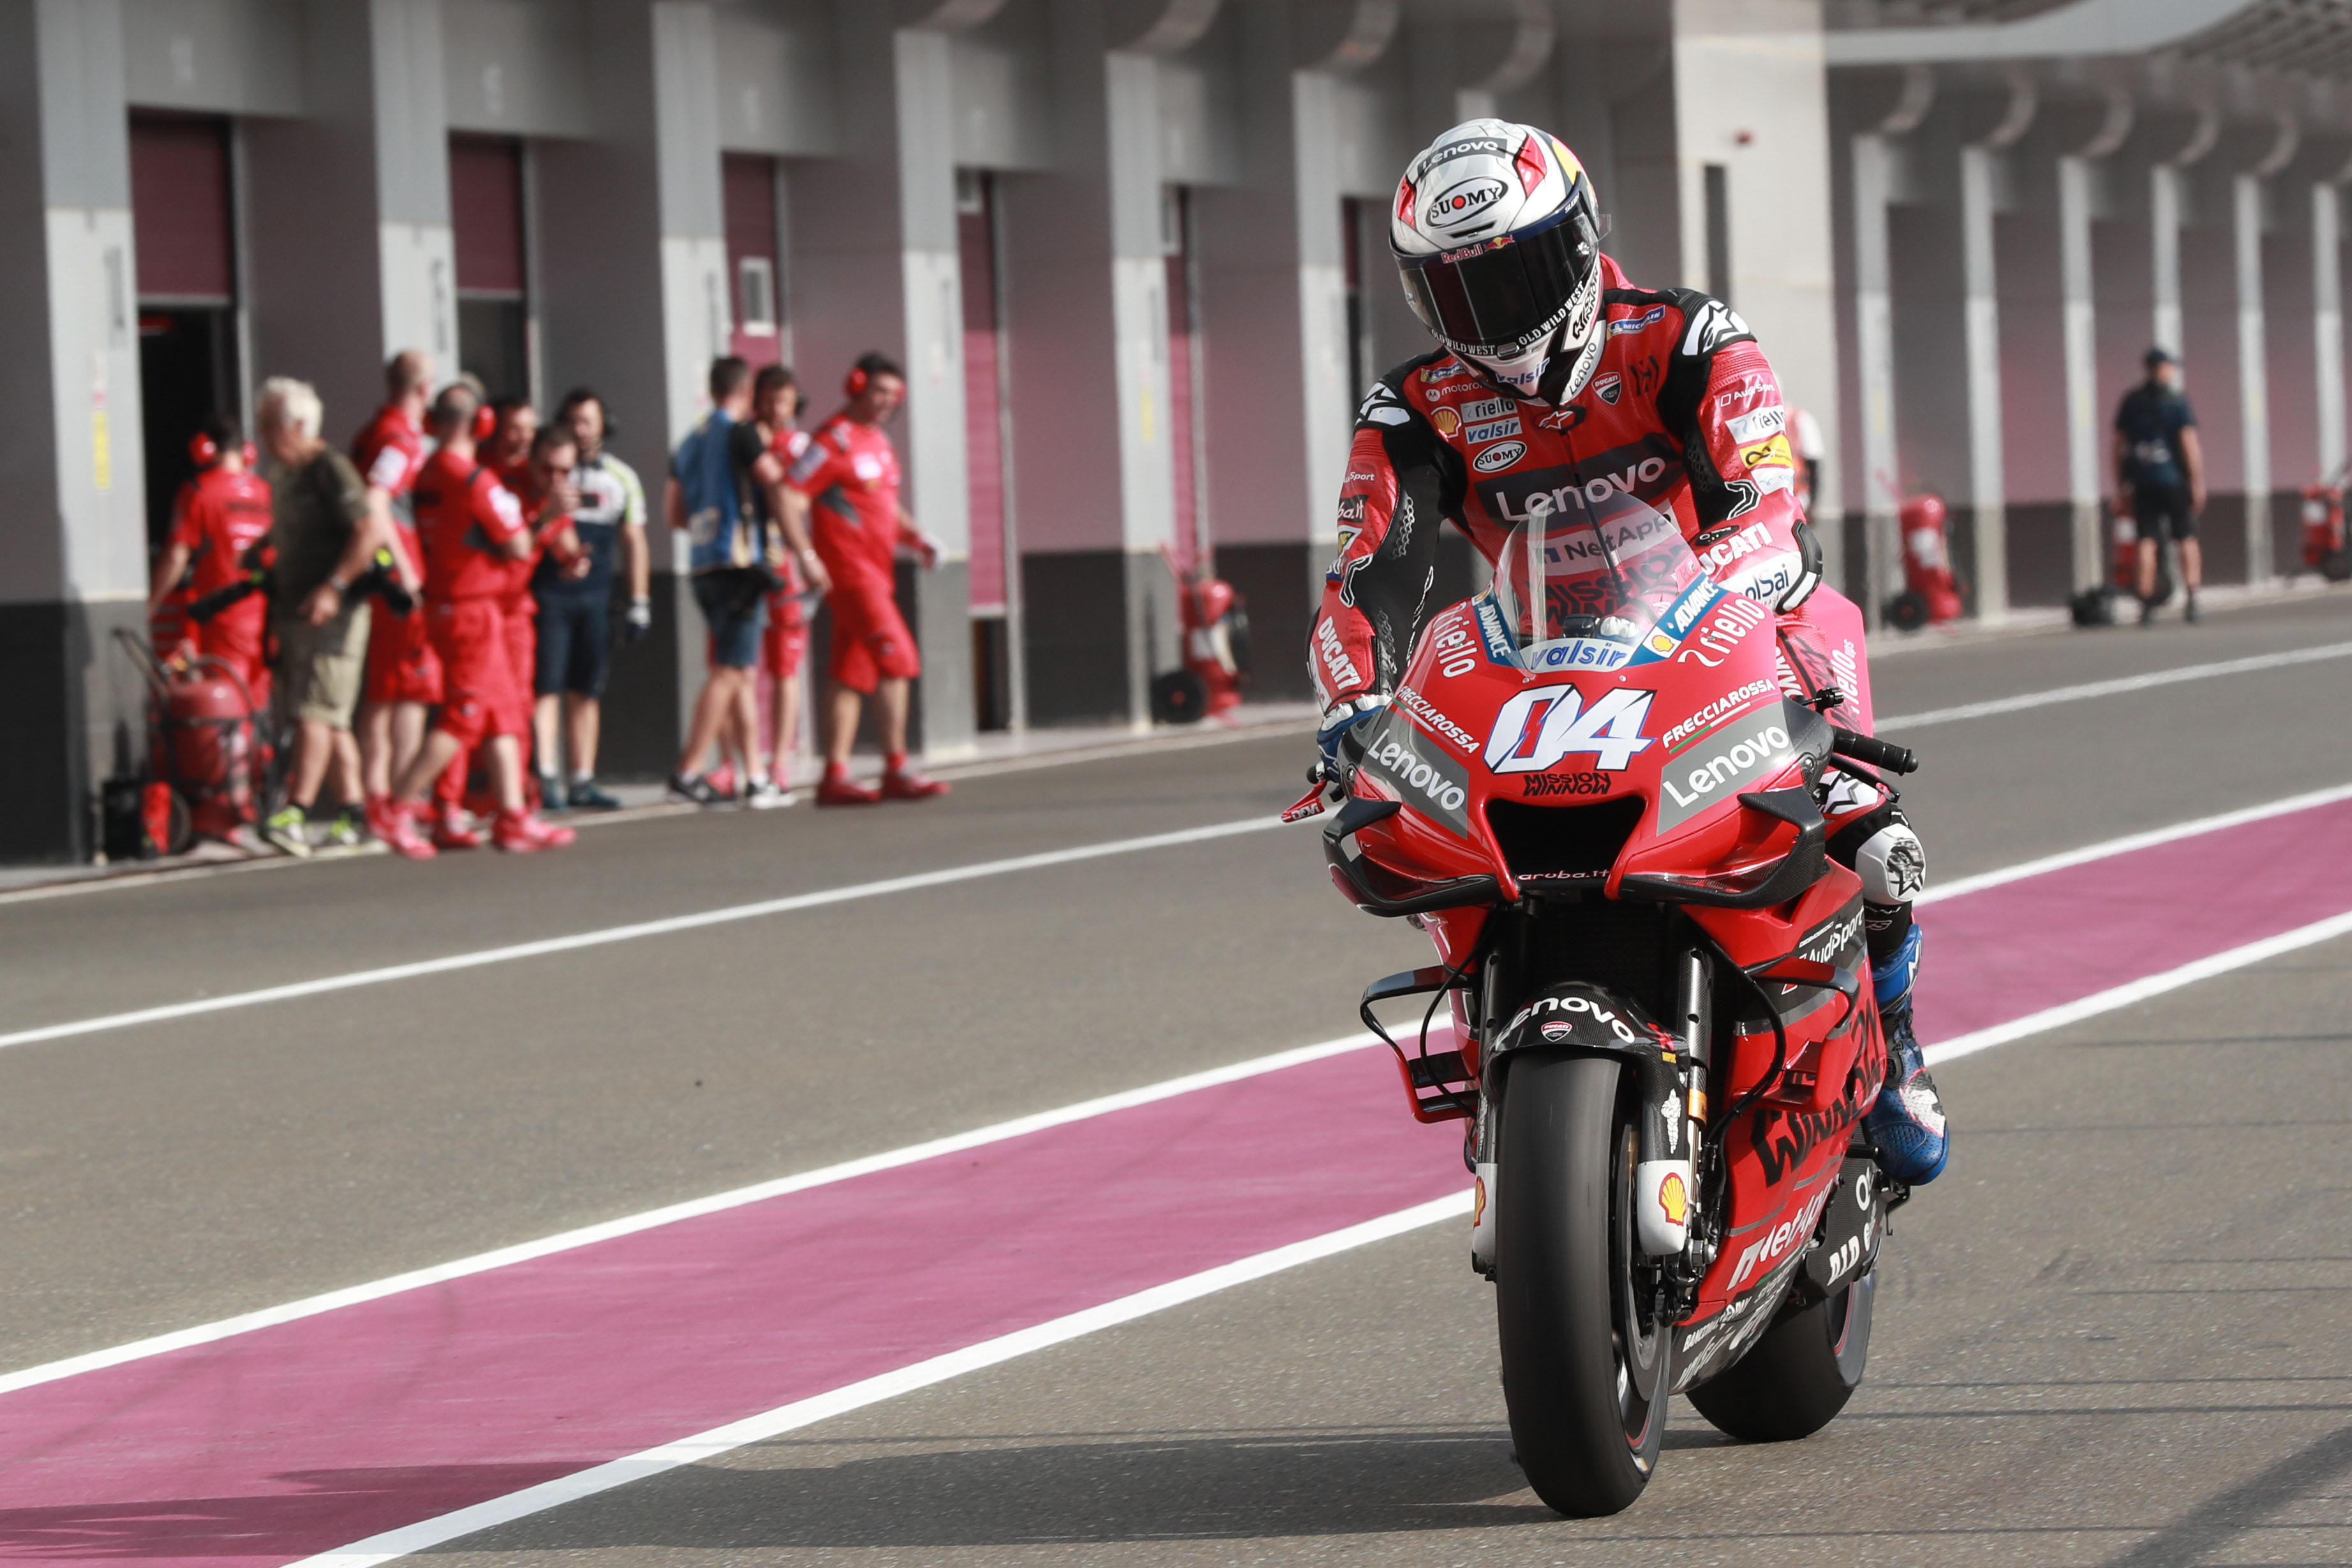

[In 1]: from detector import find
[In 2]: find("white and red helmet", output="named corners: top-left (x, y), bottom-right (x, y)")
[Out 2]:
top-left (1390, 120), bottom-right (1605, 406)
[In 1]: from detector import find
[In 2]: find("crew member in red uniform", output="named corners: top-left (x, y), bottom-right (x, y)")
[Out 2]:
top-left (373, 386), bottom-right (574, 859)
top-left (149, 413), bottom-right (274, 704)
top-left (428, 397), bottom-right (553, 841)
top-left (1315, 120), bottom-right (1944, 1184)
top-left (782, 353), bottom-right (948, 804)
top-left (353, 350), bottom-right (437, 815)
top-left (757, 366), bottom-right (819, 795)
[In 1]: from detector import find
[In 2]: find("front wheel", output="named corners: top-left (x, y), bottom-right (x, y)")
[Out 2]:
top-left (1494, 1053), bottom-right (1671, 1517)
top-left (1687, 1270), bottom-right (1875, 1441)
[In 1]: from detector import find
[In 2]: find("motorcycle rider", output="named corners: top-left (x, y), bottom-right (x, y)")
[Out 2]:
top-left (1313, 121), bottom-right (1945, 1184)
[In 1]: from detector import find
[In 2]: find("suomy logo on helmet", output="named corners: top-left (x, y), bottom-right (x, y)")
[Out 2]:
top-left (1427, 176), bottom-right (1508, 230)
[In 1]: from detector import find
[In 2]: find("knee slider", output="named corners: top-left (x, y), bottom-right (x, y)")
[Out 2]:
top-left (1854, 818), bottom-right (1927, 905)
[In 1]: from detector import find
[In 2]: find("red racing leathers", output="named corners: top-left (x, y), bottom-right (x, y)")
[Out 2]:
top-left (1315, 258), bottom-right (1872, 737)
top-left (1312, 258), bottom-right (1907, 891)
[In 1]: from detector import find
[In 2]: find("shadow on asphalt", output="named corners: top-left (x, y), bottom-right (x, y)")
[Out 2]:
top-left (0, 1426), bottom-right (1751, 1558)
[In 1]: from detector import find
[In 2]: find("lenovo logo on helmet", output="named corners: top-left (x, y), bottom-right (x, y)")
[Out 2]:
top-left (1428, 177), bottom-right (1508, 230)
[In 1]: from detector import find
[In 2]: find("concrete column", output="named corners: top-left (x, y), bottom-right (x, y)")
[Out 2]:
top-left (1851, 131), bottom-right (1903, 621)
top-left (1104, 47), bottom-right (1181, 730)
top-left (1184, 1), bottom-right (1400, 708)
top-left (2151, 163), bottom-right (2181, 355)
top-left (1959, 141), bottom-right (2009, 619)
top-left (2318, 181), bottom-right (2346, 480)
top-left (1672, 0), bottom-right (1842, 591)
top-left (0, 0), bottom-right (146, 861)
top-left (2057, 152), bottom-right (2106, 592)
top-left (243, 0), bottom-right (454, 436)
top-left (2235, 170), bottom-right (2274, 583)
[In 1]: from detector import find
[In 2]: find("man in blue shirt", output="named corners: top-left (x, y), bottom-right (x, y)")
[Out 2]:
top-left (2112, 347), bottom-right (2207, 624)
top-left (666, 357), bottom-right (785, 806)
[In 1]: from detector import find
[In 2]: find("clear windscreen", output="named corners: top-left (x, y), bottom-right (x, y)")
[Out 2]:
top-left (1489, 483), bottom-right (1715, 666)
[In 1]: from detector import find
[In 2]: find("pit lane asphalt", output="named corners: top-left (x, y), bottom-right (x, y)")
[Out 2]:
top-left (4, 591), bottom-right (2349, 1563)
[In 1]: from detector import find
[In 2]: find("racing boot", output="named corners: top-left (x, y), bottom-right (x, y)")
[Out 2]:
top-left (1863, 924), bottom-right (1948, 1184)
top-left (879, 753), bottom-right (951, 801)
top-left (493, 809), bottom-right (576, 853)
top-left (815, 763), bottom-right (881, 806)
top-left (432, 804), bottom-right (484, 852)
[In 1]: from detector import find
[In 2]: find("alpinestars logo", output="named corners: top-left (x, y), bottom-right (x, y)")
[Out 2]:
top-left (1358, 383), bottom-right (1410, 427)
top-left (1682, 299), bottom-right (1753, 357)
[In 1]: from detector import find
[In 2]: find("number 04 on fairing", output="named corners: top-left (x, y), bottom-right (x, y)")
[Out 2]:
top-left (1297, 499), bottom-right (1905, 1518)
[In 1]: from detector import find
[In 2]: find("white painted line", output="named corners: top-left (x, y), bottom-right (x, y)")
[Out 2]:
top-left (0, 815), bottom-right (1295, 1053)
top-left (1922, 909), bottom-right (2352, 1069)
top-left (287, 1189), bottom-right (1472, 1568)
top-left (0, 1029), bottom-right (1380, 1398)
top-left (1877, 640), bottom-right (2352, 732)
top-left (1918, 782), bottom-right (2352, 905)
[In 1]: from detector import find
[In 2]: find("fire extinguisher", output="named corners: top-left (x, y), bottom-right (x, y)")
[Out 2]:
top-left (1886, 494), bottom-right (1966, 631)
top-left (2298, 476), bottom-right (2351, 582)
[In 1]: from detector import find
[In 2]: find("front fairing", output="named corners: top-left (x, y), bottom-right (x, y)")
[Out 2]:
top-left (1339, 582), bottom-right (1799, 905)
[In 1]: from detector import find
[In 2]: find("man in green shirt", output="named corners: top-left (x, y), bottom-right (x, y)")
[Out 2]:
top-left (256, 376), bottom-right (401, 855)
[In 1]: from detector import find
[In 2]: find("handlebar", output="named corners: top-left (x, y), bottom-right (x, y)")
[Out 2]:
top-left (1830, 727), bottom-right (1916, 776)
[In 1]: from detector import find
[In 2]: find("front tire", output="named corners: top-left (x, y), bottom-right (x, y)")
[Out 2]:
top-left (1494, 1053), bottom-right (1671, 1517)
top-left (1688, 1270), bottom-right (1875, 1441)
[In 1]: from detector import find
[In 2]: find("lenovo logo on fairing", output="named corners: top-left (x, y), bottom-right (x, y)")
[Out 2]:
top-left (1654, 705), bottom-right (1795, 832)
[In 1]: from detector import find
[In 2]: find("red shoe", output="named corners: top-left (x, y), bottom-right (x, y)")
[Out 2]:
top-left (432, 805), bottom-right (484, 851)
top-left (378, 801), bottom-right (438, 861)
top-left (814, 767), bottom-right (881, 806)
top-left (493, 810), bottom-right (576, 853)
top-left (880, 766), bottom-right (951, 801)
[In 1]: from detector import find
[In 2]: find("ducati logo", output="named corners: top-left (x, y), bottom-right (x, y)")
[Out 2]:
top-left (1594, 373), bottom-right (1621, 405)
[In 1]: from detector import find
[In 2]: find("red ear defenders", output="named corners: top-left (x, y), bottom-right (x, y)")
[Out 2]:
top-left (844, 365), bottom-right (868, 399)
top-left (473, 403), bottom-right (498, 441)
top-left (188, 434), bottom-right (257, 470)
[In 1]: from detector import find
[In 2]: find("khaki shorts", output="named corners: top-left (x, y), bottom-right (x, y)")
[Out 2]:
top-left (272, 602), bottom-right (372, 730)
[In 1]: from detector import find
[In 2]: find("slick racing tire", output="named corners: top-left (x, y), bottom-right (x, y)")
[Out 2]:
top-left (1886, 590), bottom-right (1929, 632)
top-left (1494, 1053), bottom-right (1671, 1517)
top-left (1688, 1269), bottom-right (1875, 1442)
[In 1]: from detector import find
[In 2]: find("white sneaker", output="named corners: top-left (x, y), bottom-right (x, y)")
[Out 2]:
top-left (744, 778), bottom-right (794, 810)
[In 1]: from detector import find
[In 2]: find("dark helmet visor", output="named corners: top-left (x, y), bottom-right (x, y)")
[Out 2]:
top-left (1396, 205), bottom-right (1599, 358)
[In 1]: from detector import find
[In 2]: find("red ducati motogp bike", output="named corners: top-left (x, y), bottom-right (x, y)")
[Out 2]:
top-left (1293, 499), bottom-right (1916, 1516)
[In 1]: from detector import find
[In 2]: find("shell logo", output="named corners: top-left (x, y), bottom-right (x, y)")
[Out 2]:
top-left (1657, 1170), bottom-right (1688, 1225)
top-left (1432, 407), bottom-right (1461, 437)
top-left (1473, 1176), bottom-right (1488, 1226)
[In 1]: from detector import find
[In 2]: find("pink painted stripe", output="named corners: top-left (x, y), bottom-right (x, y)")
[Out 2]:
top-left (6, 797), bottom-right (2352, 1564)
top-left (0, 1053), bottom-right (1461, 1563)
top-left (1916, 797), bottom-right (2352, 1042)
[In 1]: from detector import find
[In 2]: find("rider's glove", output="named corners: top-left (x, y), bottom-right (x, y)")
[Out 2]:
top-left (1776, 519), bottom-right (1825, 612)
top-left (624, 597), bottom-right (653, 643)
top-left (1315, 694), bottom-right (1388, 781)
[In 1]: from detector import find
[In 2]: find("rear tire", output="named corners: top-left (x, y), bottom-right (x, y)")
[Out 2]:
top-left (1494, 1053), bottom-right (1671, 1517)
top-left (1688, 1270), bottom-right (1875, 1442)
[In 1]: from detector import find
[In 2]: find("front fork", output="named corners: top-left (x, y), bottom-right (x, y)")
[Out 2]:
top-left (1470, 945), bottom-right (1722, 1321)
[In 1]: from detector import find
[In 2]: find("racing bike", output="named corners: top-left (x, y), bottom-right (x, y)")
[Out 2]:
top-left (1291, 496), bottom-right (1915, 1515)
